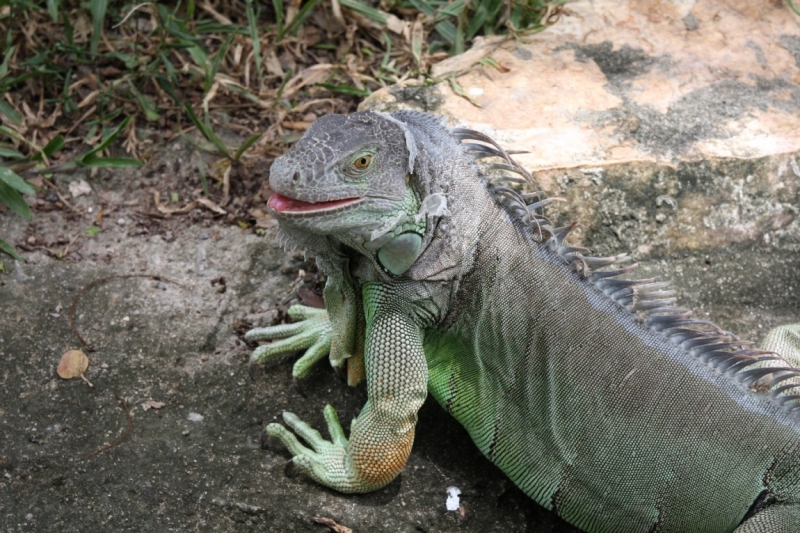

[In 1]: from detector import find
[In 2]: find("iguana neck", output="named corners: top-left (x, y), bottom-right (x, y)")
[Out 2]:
top-left (336, 178), bottom-right (426, 277)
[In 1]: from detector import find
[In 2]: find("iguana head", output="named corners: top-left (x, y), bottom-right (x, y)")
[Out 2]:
top-left (267, 111), bottom-right (427, 275)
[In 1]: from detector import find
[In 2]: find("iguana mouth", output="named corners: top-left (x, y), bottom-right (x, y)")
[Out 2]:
top-left (268, 192), bottom-right (362, 214)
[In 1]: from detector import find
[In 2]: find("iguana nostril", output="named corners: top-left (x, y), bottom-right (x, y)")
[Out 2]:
top-left (292, 171), bottom-right (300, 183)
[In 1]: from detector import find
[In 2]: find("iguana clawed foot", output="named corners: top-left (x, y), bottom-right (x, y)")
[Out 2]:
top-left (245, 304), bottom-right (333, 380)
top-left (265, 405), bottom-right (364, 492)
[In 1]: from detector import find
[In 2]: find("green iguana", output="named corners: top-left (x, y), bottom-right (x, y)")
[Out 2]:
top-left (245, 110), bottom-right (800, 532)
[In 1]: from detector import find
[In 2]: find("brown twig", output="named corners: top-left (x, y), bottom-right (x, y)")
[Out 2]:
top-left (84, 393), bottom-right (131, 459)
top-left (69, 273), bottom-right (189, 350)
top-left (41, 179), bottom-right (83, 215)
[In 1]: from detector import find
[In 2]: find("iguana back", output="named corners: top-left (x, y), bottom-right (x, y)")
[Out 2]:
top-left (426, 188), bottom-right (800, 532)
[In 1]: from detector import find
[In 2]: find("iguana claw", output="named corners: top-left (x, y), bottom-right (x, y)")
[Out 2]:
top-left (292, 376), bottom-right (307, 397)
top-left (259, 428), bottom-right (270, 449)
top-left (245, 304), bottom-right (333, 380)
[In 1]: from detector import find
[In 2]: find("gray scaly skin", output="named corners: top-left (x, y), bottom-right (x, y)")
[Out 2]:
top-left (246, 110), bottom-right (800, 532)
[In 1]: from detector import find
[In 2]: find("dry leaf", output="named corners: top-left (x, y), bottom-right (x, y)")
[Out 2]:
top-left (265, 50), bottom-right (284, 77)
top-left (281, 120), bottom-right (313, 131)
top-left (196, 197), bottom-right (227, 215)
top-left (385, 14), bottom-right (406, 35)
top-left (312, 517), bottom-right (353, 533)
top-left (141, 400), bottom-right (166, 411)
top-left (153, 190), bottom-right (197, 215)
top-left (298, 287), bottom-right (325, 309)
top-left (57, 350), bottom-right (89, 379)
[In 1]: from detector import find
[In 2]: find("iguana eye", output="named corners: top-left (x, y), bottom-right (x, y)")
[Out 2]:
top-left (353, 155), bottom-right (372, 170)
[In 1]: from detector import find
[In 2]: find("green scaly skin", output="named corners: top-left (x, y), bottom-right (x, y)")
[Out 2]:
top-left (247, 110), bottom-right (800, 532)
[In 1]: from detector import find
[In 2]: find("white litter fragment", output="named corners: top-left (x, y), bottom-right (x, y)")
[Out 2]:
top-left (187, 412), bottom-right (204, 422)
top-left (68, 179), bottom-right (92, 198)
top-left (445, 486), bottom-right (461, 511)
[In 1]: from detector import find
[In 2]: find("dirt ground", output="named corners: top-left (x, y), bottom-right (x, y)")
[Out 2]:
top-left (0, 130), bottom-right (798, 533)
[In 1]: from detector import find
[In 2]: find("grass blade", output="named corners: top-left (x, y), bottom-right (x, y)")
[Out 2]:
top-left (466, 0), bottom-right (492, 39)
top-left (183, 103), bottom-right (230, 158)
top-left (0, 45), bottom-right (15, 79)
top-left (0, 147), bottom-right (24, 159)
top-left (449, 76), bottom-right (482, 108)
top-left (339, 0), bottom-right (388, 24)
top-left (0, 237), bottom-right (22, 260)
top-left (90, 0), bottom-right (109, 55)
top-left (0, 101), bottom-right (22, 126)
top-left (434, 20), bottom-right (457, 45)
top-left (454, 17), bottom-right (465, 55)
top-left (0, 180), bottom-right (31, 220)
top-left (41, 135), bottom-right (65, 158)
top-left (316, 83), bottom-right (371, 97)
top-left (208, 34), bottom-right (235, 92)
top-left (233, 133), bottom-right (262, 161)
top-left (79, 156), bottom-right (144, 168)
top-left (197, 158), bottom-right (209, 197)
top-left (154, 75), bottom-right (180, 104)
top-left (273, 0), bottom-right (285, 38)
top-left (130, 85), bottom-right (160, 121)
top-left (0, 166), bottom-right (36, 195)
top-left (284, 0), bottom-right (322, 38)
top-left (434, 0), bottom-right (466, 20)
top-left (47, 0), bottom-right (61, 22)
top-left (80, 115), bottom-right (133, 160)
top-left (405, 0), bottom-right (435, 16)
top-left (246, 0), bottom-right (262, 85)
top-left (275, 68), bottom-right (293, 100)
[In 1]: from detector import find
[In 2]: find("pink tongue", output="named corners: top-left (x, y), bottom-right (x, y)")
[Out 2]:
top-left (268, 192), bottom-right (358, 213)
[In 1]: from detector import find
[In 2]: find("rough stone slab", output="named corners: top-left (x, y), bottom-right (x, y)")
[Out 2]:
top-left (363, 0), bottom-right (800, 253)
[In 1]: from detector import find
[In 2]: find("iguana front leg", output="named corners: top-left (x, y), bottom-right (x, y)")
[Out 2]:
top-left (265, 283), bottom-right (428, 493)
top-left (246, 253), bottom-right (365, 384)
top-left (320, 259), bottom-right (366, 386)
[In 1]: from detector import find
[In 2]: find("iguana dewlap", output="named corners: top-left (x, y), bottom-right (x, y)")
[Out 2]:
top-left (246, 111), bottom-right (800, 533)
